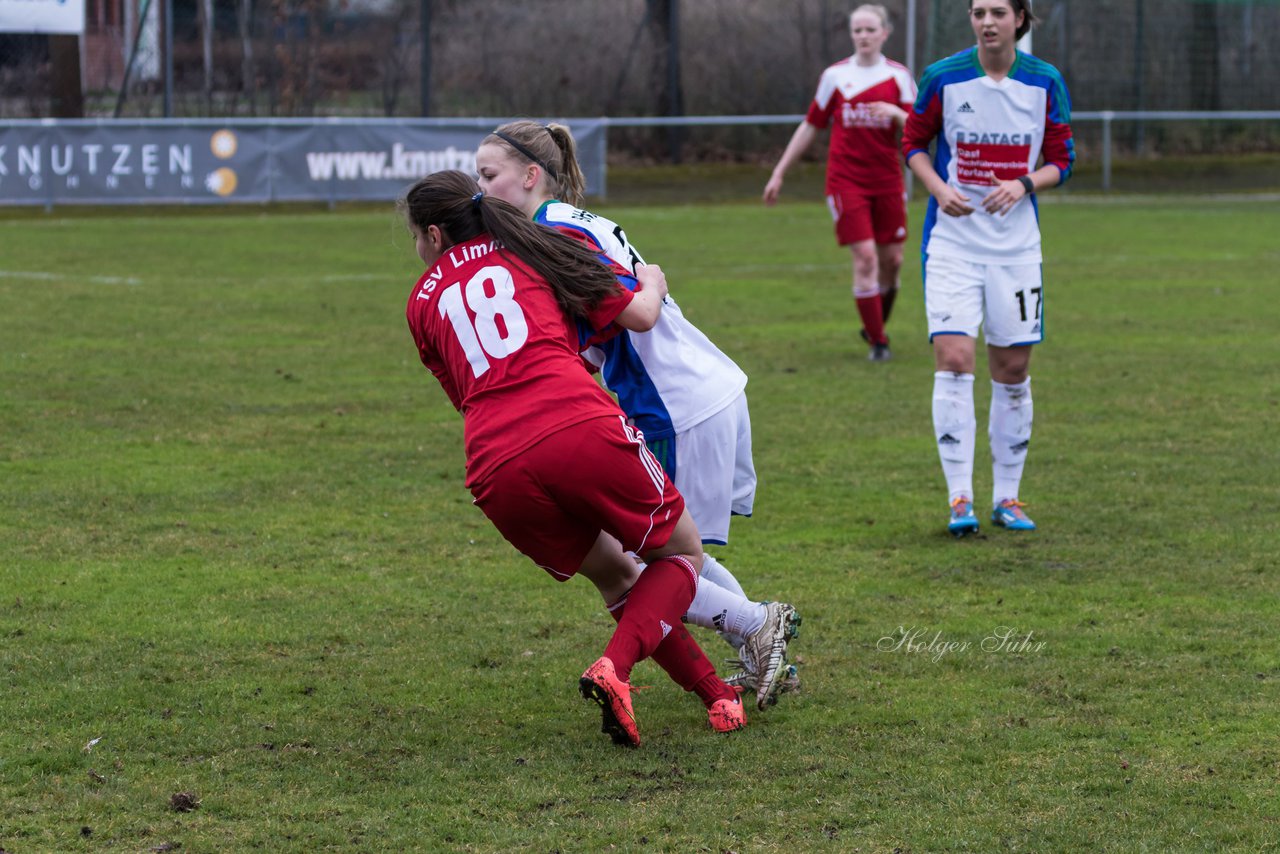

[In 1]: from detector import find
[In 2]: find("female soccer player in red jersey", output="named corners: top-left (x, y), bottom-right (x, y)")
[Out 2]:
top-left (763, 4), bottom-right (916, 362)
top-left (902, 0), bottom-right (1074, 535)
top-left (476, 121), bottom-right (801, 712)
top-left (400, 170), bottom-right (745, 747)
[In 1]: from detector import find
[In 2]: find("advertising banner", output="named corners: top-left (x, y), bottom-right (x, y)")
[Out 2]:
top-left (0, 119), bottom-right (607, 206)
top-left (278, 122), bottom-right (487, 203)
top-left (0, 0), bottom-right (85, 34)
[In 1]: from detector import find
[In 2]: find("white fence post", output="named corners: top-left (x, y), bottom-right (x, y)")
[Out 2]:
top-left (1102, 110), bottom-right (1114, 192)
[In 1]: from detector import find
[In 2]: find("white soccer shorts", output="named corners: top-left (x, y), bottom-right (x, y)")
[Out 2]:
top-left (673, 392), bottom-right (756, 546)
top-left (924, 255), bottom-right (1045, 347)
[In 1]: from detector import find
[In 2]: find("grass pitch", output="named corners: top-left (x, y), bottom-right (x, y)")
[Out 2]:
top-left (1, 192), bottom-right (1278, 851)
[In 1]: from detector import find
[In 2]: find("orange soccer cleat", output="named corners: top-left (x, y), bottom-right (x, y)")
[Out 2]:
top-left (579, 657), bottom-right (640, 748)
top-left (706, 692), bottom-right (747, 734)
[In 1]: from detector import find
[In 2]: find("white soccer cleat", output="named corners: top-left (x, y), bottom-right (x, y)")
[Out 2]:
top-left (736, 602), bottom-right (801, 710)
top-left (724, 661), bottom-right (800, 705)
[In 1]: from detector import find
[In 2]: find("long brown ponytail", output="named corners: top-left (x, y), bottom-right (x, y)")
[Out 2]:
top-left (399, 170), bottom-right (618, 317)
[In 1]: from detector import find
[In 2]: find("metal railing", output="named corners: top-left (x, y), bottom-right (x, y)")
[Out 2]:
top-left (600, 111), bottom-right (1280, 192)
top-left (1075, 111), bottom-right (1280, 190)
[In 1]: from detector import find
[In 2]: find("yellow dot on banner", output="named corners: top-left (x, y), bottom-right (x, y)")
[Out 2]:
top-left (210, 130), bottom-right (238, 159)
top-left (205, 168), bottom-right (238, 197)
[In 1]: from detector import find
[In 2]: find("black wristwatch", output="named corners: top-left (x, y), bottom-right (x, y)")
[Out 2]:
top-left (1017, 175), bottom-right (1035, 195)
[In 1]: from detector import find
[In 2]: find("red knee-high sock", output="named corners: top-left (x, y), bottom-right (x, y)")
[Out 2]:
top-left (603, 555), bottom-right (698, 682)
top-left (880, 286), bottom-right (898, 324)
top-left (607, 568), bottom-right (736, 708)
top-left (651, 625), bottom-right (737, 707)
top-left (856, 294), bottom-right (888, 346)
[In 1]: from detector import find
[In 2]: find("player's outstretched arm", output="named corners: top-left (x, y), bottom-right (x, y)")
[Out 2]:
top-left (764, 122), bottom-right (818, 206)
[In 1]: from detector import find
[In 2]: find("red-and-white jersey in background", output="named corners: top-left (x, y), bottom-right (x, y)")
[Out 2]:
top-left (406, 235), bottom-right (635, 488)
top-left (806, 55), bottom-right (917, 196)
top-left (903, 47), bottom-right (1075, 265)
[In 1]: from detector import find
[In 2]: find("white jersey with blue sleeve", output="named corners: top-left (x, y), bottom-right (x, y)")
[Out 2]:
top-left (535, 200), bottom-right (748, 443)
top-left (903, 47), bottom-right (1075, 265)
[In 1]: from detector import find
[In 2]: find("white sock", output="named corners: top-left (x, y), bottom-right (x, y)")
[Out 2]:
top-left (990, 377), bottom-right (1033, 507)
top-left (700, 553), bottom-right (746, 598)
top-left (933, 371), bottom-right (976, 502)
top-left (685, 554), bottom-right (764, 651)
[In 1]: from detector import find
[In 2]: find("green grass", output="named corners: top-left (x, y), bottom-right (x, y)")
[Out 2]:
top-left (2, 192), bottom-right (1278, 852)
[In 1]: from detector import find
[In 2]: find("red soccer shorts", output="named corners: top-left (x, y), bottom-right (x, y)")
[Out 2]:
top-left (469, 415), bottom-right (685, 581)
top-left (827, 188), bottom-right (908, 246)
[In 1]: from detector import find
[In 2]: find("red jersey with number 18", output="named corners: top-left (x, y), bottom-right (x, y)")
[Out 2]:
top-left (406, 235), bottom-right (635, 487)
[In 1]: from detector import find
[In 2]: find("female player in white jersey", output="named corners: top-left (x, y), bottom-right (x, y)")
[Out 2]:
top-left (901, 0), bottom-right (1075, 535)
top-left (763, 4), bottom-right (916, 362)
top-left (475, 121), bottom-right (800, 710)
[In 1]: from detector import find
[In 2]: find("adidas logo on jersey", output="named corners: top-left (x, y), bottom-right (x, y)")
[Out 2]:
top-left (958, 102), bottom-right (975, 113)
top-left (659, 619), bottom-right (673, 639)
